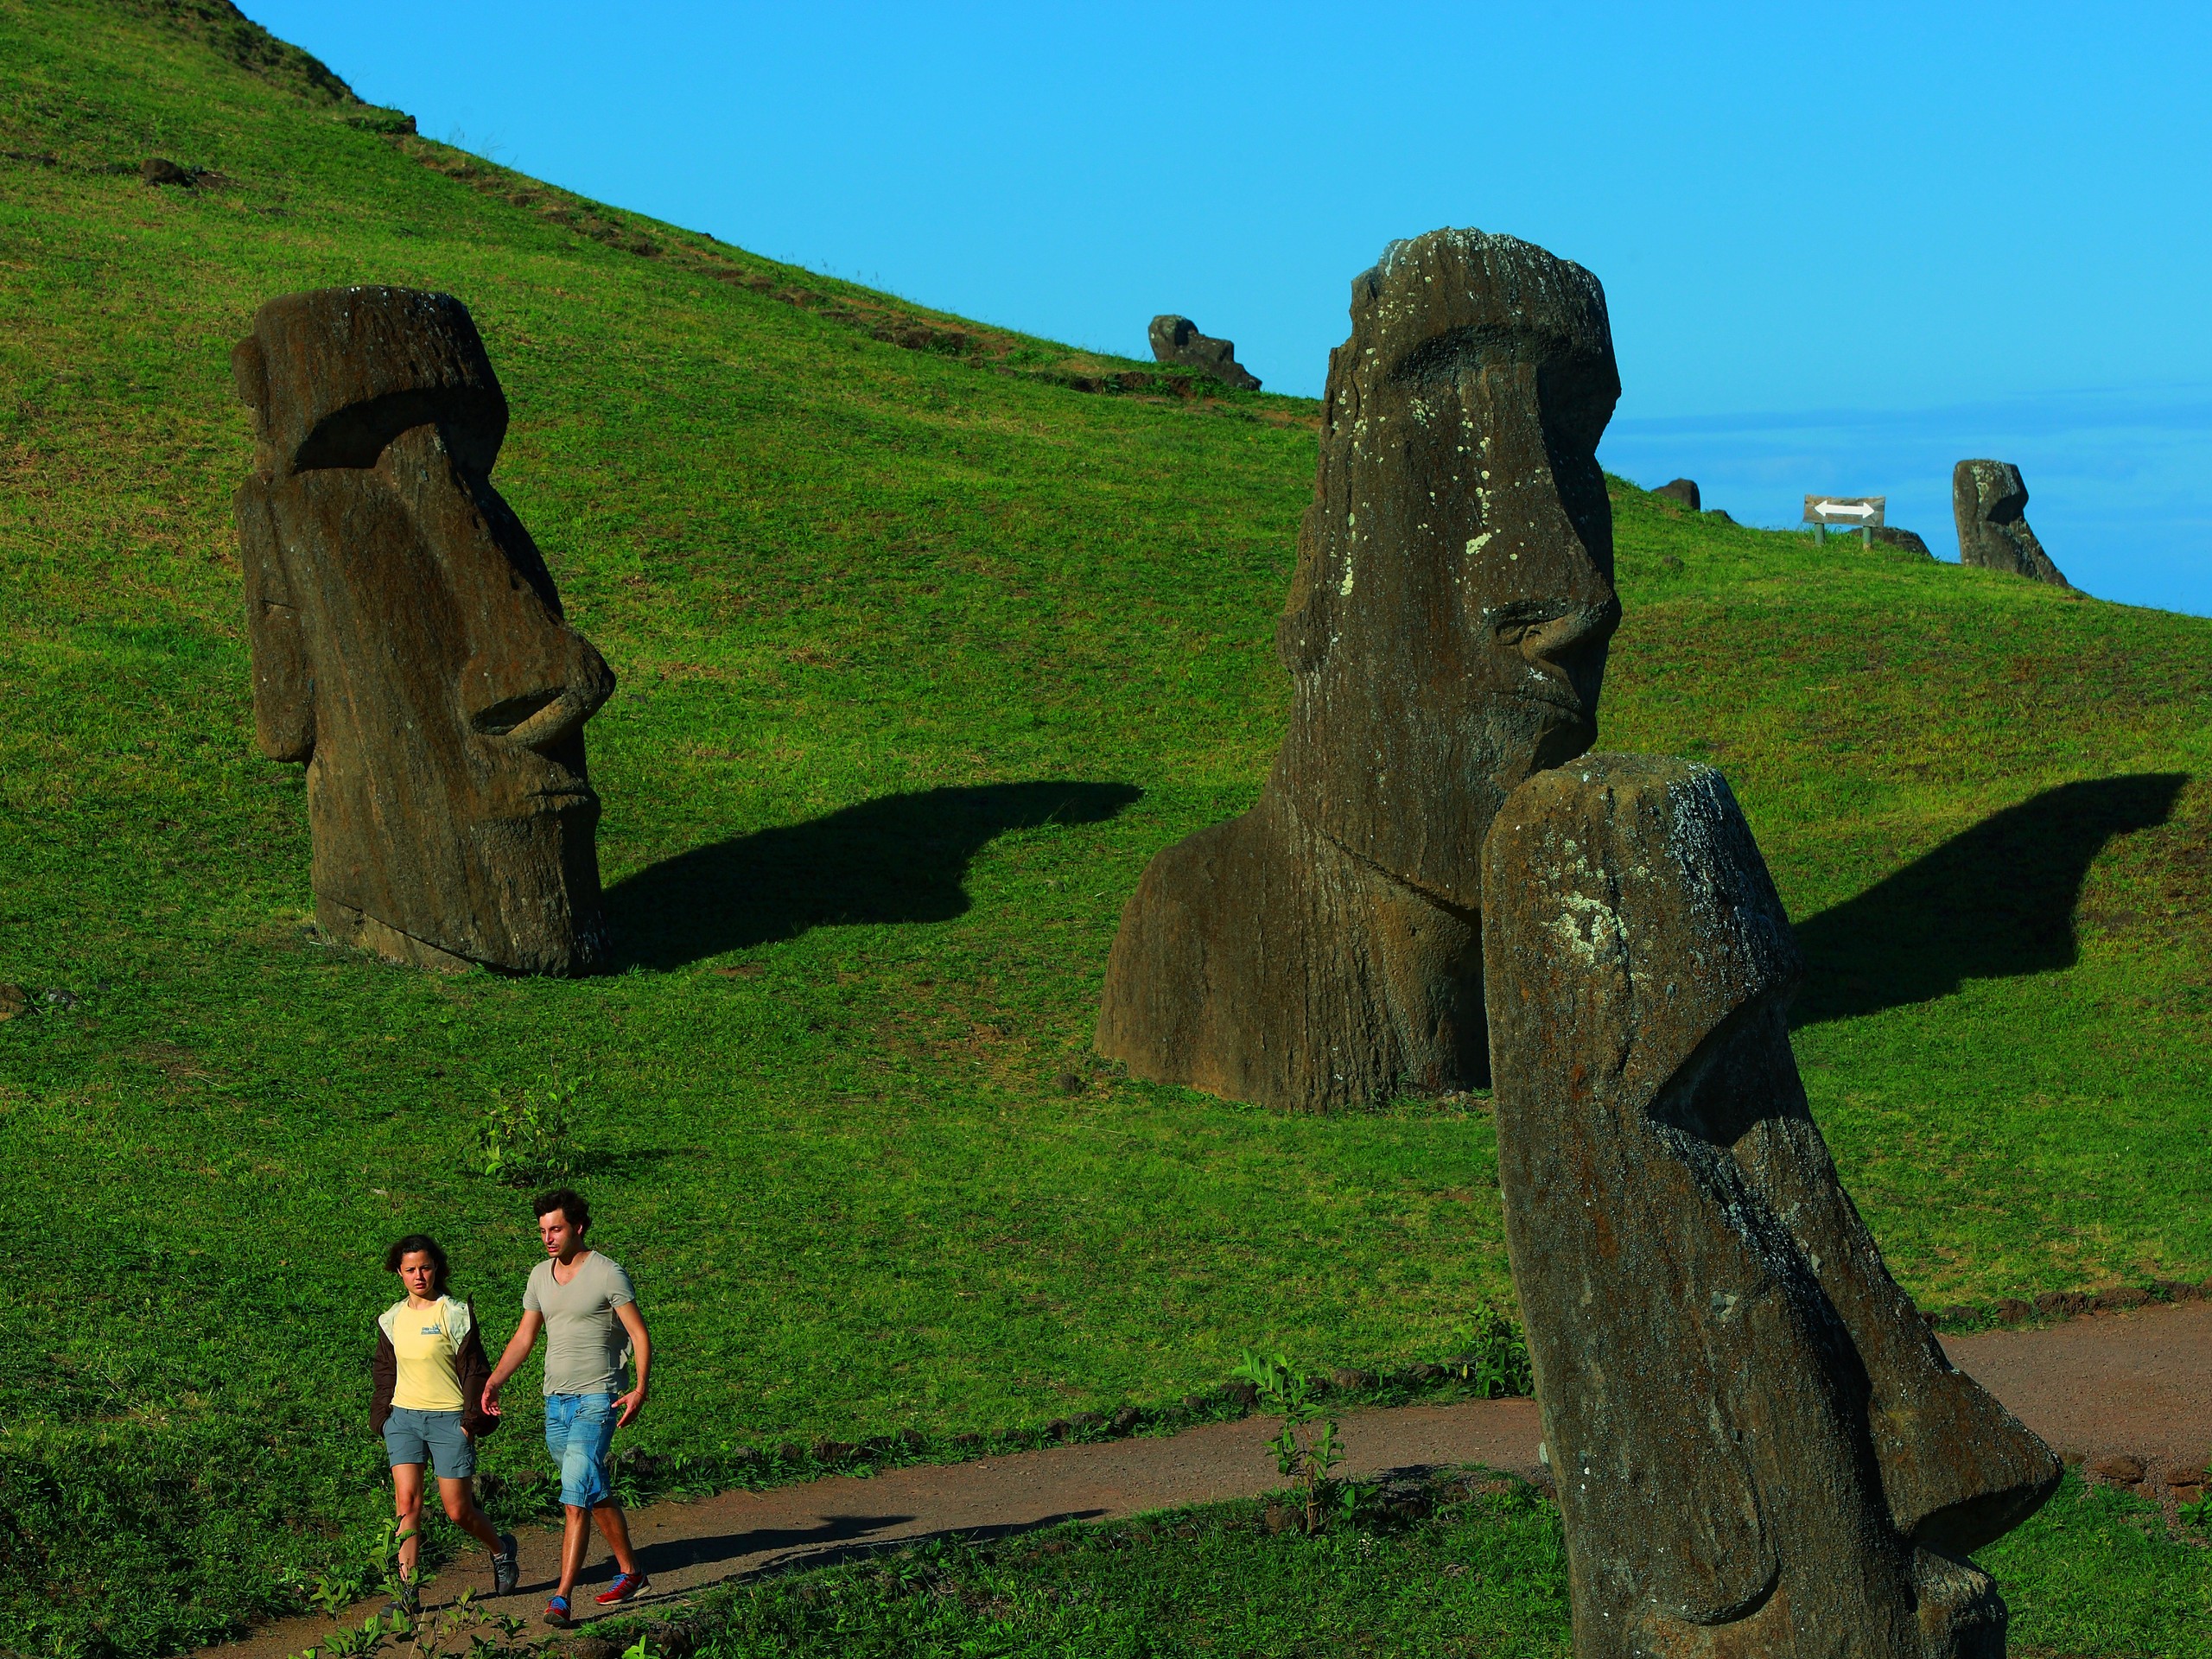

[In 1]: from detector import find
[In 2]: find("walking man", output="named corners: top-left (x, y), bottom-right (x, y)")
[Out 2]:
top-left (482, 1188), bottom-right (653, 1627)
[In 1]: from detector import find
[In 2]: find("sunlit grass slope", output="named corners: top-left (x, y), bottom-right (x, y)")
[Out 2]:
top-left (2, 1), bottom-right (2209, 1650)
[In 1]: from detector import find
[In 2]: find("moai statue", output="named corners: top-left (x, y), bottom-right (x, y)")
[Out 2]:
top-left (1953, 460), bottom-right (2068, 586)
top-left (1098, 230), bottom-right (1621, 1109)
top-left (1147, 315), bottom-right (1262, 391)
top-left (1484, 753), bottom-right (2059, 1659)
top-left (232, 286), bottom-right (615, 974)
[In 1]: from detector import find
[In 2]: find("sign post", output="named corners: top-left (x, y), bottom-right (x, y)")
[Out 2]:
top-left (1803, 495), bottom-right (1885, 547)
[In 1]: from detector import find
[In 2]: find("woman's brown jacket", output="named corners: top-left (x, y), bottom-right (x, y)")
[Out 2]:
top-left (370, 1295), bottom-right (499, 1440)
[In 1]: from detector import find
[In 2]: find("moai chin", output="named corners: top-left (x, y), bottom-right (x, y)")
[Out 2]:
top-left (1953, 459), bottom-right (2068, 587)
top-left (1483, 753), bottom-right (2059, 1659)
top-left (1097, 229), bottom-right (1621, 1109)
top-left (232, 286), bottom-right (615, 974)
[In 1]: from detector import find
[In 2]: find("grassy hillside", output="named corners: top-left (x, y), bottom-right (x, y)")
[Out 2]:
top-left (2, 1), bottom-right (2209, 1651)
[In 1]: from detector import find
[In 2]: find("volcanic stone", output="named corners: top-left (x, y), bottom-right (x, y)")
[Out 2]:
top-left (1870, 525), bottom-right (1934, 558)
top-left (1484, 753), bottom-right (2059, 1659)
top-left (1954, 459), bottom-right (2069, 585)
top-left (2088, 1453), bottom-right (2145, 1485)
top-left (1147, 315), bottom-right (1262, 391)
top-left (1100, 230), bottom-right (1622, 1110)
top-left (1331, 1367), bottom-right (1378, 1391)
top-left (141, 156), bottom-right (194, 187)
top-left (1654, 477), bottom-right (1700, 510)
top-left (232, 287), bottom-right (614, 975)
top-left (2094, 1286), bottom-right (2150, 1311)
top-left (1993, 1298), bottom-right (2033, 1323)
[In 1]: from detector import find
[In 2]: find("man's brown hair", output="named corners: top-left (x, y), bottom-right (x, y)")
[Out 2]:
top-left (534, 1187), bottom-right (590, 1235)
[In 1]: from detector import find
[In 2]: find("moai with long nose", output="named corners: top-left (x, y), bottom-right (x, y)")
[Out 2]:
top-left (232, 287), bottom-right (615, 974)
top-left (1953, 460), bottom-right (2068, 587)
top-left (1096, 229), bottom-right (1621, 1110)
top-left (1484, 754), bottom-right (2059, 1658)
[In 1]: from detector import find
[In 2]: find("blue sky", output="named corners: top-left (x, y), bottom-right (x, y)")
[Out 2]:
top-left (246, 2), bottom-right (2212, 613)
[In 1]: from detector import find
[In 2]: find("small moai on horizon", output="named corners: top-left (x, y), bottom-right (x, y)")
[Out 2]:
top-left (1954, 459), bottom-right (2068, 586)
top-left (1483, 753), bottom-right (2059, 1659)
top-left (1653, 476), bottom-right (1700, 510)
top-left (1147, 315), bottom-right (1262, 391)
top-left (232, 285), bottom-right (616, 975)
top-left (1098, 230), bottom-right (1622, 1110)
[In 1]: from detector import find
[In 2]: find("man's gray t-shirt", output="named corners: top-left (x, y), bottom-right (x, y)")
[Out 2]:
top-left (524, 1251), bottom-right (636, 1396)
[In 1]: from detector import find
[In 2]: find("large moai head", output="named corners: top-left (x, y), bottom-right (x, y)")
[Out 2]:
top-left (1484, 754), bottom-right (2057, 1658)
top-left (1272, 229), bottom-right (1622, 909)
top-left (1953, 458), bottom-right (2068, 587)
top-left (232, 286), bottom-right (615, 974)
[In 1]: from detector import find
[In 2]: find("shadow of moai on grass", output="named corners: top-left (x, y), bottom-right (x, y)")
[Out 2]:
top-left (1485, 753), bottom-right (2059, 1658)
top-left (1792, 772), bottom-right (2186, 1026)
top-left (605, 780), bottom-right (1140, 969)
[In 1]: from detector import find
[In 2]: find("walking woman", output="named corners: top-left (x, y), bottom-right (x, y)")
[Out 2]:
top-left (372, 1235), bottom-right (521, 1612)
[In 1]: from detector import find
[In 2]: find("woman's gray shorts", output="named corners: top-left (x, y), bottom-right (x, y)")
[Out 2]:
top-left (383, 1407), bottom-right (475, 1479)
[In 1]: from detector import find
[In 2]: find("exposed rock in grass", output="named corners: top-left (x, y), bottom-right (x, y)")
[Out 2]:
top-left (140, 156), bottom-right (194, 186)
top-left (1954, 459), bottom-right (2069, 585)
top-left (231, 286), bottom-right (614, 974)
top-left (1147, 315), bottom-right (1261, 391)
top-left (1654, 477), bottom-right (1700, 509)
top-left (1099, 230), bottom-right (1621, 1110)
top-left (1484, 753), bottom-right (2058, 1657)
top-left (2088, 1453), bottom-right (2145, 1485)
top-left (1870, 524), bottom-right (1934, 558)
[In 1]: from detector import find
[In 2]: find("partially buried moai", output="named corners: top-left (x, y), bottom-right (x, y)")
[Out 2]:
top-left (232, 286), bottom-right (615, 974)
top-left (1096, 229), bottom-right (1621, 1109)
top-left (1953, 459), bottom-right (2067, 587)
top-left (1484, 754), bottom-right (2059, 1658)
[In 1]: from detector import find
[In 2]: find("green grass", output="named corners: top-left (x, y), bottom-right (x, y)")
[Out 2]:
top-left (3, 1), bottom-right (2211, 1652)
top-left (571, 1470), bottom-right (2209, 1659)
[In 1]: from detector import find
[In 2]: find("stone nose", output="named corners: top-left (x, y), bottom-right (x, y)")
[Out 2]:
top-left (465, 639), bottom-right (614, 754)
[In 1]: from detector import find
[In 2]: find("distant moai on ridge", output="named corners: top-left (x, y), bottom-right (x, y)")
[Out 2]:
top-left (1147, 315), bottom-right (1262, 391)
top-left (1484, 753), bottom-right (2059, 1659)
top-left (1653, 477), bottom-right (1700, 510)
top-left (1954, 459), bottom-right (2069, 586)
top-left (1098, 230), bottom-right (1622, 1110)
top-left (232, 285), bottom-right (616, 975)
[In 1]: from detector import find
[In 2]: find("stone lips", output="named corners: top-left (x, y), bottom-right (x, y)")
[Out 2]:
top-left (1099, 228), bottom-right (1620, 1111)
top-left (1482, 753), bottom-right (2058, 1657)
top-left (1953, 459), bottom-right (2068, 587)
top-left (233, 285), bottom-right (614, 975)
top-left (1146, 315), bottom-right (1262, 391)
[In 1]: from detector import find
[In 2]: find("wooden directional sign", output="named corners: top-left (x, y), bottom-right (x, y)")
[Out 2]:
top-left (1804, 494), bottom-right (1885, 527)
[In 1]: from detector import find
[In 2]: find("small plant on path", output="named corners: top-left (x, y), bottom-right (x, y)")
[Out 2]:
top-left (1231, 1351), bottom-right (1351, 1534)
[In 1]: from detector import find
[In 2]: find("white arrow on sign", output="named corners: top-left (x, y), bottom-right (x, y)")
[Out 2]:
top-left (1815, 500), bottom-right (1878, 520)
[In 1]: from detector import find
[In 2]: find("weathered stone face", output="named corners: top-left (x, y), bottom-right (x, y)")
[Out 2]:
top-left (1954, 459), bottom-right (2068, 587)
top-left (1272, 230), bottom-right (1620, 910)
top-left (1147, 315), bottom-right (1262, 391)
top-left (1483, 754), bottom-right (2058, 1658)
top-left (233, 286), bottom-right (614, 974)
top-left (1097, 230), bottom-right (1616, 1109)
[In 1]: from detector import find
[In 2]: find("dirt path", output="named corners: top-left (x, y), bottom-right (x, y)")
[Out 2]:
top-left (205, 1300), bottom-right (2209, 1656)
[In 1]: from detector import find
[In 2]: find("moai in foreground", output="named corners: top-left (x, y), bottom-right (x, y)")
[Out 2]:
top-left (232, 286), bottom-right (616, 974)
top-left (1953, 459), bottom-right (2068, 586)
top-left (1098, 229), bottom-right (1622, 1109)
top-left (1484, 754), bottom-right (2059, 1658)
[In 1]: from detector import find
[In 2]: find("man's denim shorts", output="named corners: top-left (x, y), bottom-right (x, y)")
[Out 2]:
top-left (383, 1406), bottom-right (475, 1480)
top-left (543, 1391), bottom-right (618, 1508)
